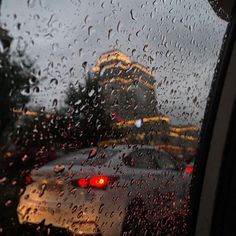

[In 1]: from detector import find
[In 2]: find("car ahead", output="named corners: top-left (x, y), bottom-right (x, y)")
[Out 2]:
top-left (17, 145), bottom-right (192, 236)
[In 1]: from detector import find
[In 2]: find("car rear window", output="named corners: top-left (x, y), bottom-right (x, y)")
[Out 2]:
top-left (49, 148), bottom-right (117, 167)
top-left (152, 151), bottom-right (177, 170)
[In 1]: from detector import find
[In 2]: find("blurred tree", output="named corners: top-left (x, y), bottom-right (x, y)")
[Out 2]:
top-left (0, 27), bottom-right (39, 184)
top-left (0, 28), bottom-right (37, 145)
top-left (11, 76), bottom-right (116, 152)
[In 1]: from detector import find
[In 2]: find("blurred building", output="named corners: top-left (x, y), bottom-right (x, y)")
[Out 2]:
top-left (91, 49), bottom-right (159, 121)
top-left (91, 50), bottom-right (198, 158)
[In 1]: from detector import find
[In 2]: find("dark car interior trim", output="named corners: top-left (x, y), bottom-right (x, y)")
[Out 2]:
top-left (189, 3), bottom-right (236, 234)
top-left (210, 99), bottom-right (236, 236)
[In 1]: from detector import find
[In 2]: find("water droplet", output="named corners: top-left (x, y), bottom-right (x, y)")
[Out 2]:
top-left (53, 164), bottom-right (65, 173)
top-left (88, 89), bottom-right (95, 97)
top-left (98, 204), bottom-right (104, 214)
top-left (39, 184), bottom-right (46, 197)
top-left (0, 177), bottom-right (7, 184)
top-left (52, 99), bottom-right (58, 107)
top-left (88, 148), bottom-right (97, 158)
top-left (88, 26), bottom-right (93, 36)
top-left (72, 205), bottom-right (78, 213)
top-left (5, 200), bottom-right (12, 208)
top-left (50, 78), bottom-right (58, 85)
top-left (108, 29), bottom-right (112, 39)
top-left (77, 211), bottom-right (83, 219)
top-left (130, 10), bottom-right (136, 21)
top-left (33, 87), bottom-right (39, 93)
top-left (82, 61), bottom-right (87, 71)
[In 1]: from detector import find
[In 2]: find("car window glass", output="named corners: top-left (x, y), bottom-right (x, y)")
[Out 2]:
top-left (0, 0), bottom-right (229, 235)
top-left (152, 150), bottom-right (177, 170)
top-left (48, 148), bottom-right (116, 166)
top-left (124, 149), bottom-right (158, 169)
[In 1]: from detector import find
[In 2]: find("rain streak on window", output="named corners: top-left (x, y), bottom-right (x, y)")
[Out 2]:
top-left (0, 0), bottom-right (228, 235)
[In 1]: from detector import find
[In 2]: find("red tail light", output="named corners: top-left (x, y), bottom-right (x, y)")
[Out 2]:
top-left (89, 176), bottom-right (108, 188)
top-left (25, 176), bottom-right (33, 185)
top-left (73, 175), bottom-right (118, 189)
top-left (185, 166), bottom-right (193, 174)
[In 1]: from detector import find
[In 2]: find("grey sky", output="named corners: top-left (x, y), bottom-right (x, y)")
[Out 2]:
top-left (0, 0), bottom-right (228, 126)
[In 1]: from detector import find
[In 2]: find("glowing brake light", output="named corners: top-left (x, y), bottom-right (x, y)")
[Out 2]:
top-left (185, 166), bottom-right (193, 174)
top-left (74, 176), bottom-right (118, 189)
top-left (89, 176), bottom-right (108, 188)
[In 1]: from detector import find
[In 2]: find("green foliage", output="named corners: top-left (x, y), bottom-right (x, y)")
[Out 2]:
top-left (12, 77), bottom-right (116, 150)
top-left (0, 59), bottom-right (37, 151)
top-left (61, 78), bottom-right (114, 147)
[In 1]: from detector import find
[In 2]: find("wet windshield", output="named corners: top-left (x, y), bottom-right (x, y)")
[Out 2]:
top-left (0, 0), bottom-right (229, 235)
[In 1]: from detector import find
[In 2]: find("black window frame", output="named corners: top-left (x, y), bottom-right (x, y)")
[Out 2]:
top-left (188, 3), bottom-right (236, 235)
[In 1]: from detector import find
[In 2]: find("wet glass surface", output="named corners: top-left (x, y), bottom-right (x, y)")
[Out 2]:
top-left (0, 0), bottom-right (228, 235)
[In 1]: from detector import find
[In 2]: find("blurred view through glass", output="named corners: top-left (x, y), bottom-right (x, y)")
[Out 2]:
top-left (0, 0), bottom-right (228, 235)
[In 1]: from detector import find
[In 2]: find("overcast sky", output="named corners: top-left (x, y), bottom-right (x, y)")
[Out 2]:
top-left (0, 0), bottom-right (228, 126)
